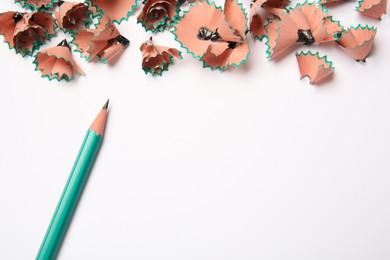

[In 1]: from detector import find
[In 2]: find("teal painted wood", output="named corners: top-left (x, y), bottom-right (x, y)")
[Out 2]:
top-left (36, 130), bottom-right (102, 260)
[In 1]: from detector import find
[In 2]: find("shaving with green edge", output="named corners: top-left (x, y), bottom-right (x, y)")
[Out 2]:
top-left (140, 37), bottom-right (182, 76)
top-left (296, 50), bottom-right (335, 85)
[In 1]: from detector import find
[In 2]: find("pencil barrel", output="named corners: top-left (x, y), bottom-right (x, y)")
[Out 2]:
top-left (36, 130), bottom-right (102, 260)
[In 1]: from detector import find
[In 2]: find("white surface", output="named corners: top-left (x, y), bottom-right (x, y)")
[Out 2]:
top-left (0, 1), bottom-right (390, 259)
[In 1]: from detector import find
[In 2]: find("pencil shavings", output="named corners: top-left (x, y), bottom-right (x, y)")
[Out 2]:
top-left (15, 0), bottom-right (58, 10)
top-left (0, 11), bottom-right (56, 57)
top-left (201, 0), bottom-right (250, 70)
top-left (85, 0), bottom-right (138, 24)
top-left (337, 25), bottom-right (377, 62)
top-left (356, 0), bottom-right (387, 19)
top-left (34, 39), bottom-right (84, 82)
top-left (140, 37), bottom-right (182, 76)
top-left (137, 0), bottom-right (180, 32)
top-left (249, 0), bottom-right (290, 39)
top-left (264, 1), bottom-right (343, 59)
top-left (173, 0), bottom-right (248, 71)
top-left (71, 14), bottom-right (130, 64)
top-left (296, 51), bottom-right (334, 84)
top-left (54, 1), bottom-right (90, 33)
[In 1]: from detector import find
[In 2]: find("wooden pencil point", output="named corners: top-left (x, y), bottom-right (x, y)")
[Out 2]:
top-left (103, 99), bottom-right (109, 109)
top-left (90, 103), bottom-right (109, 135)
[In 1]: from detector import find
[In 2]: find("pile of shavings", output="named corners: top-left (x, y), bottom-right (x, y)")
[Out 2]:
top-left (0, 0), bottom-right (386, 83)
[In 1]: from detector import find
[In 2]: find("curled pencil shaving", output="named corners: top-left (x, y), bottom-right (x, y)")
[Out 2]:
top-left (137, 0), bottom-right (180, 32)
top-left (337, 25), bottom-right (376, 62)
top-left (0, 11), bottom-right (56, 56)
top-left (54, 1), bottom-right (90, 32)
top-left (356, 0), bottom-right (387, 19)
top-left (296, 51), bottom-right (334, 84)
top-left (15, 0), bottom-right (58, 10)
top-left (34, 39), bottom-right (85, 82)
top-left (140, 37), bottom-right (182, 76)
top-left (85, 0), bottom-right (137, 24)
top-left (249, 0), bottom-right (290, 39)
top-left (72, 14), bottom-right (130, 63)
top-left (264, 1), bottom-right (343, 59)
top-left (174, 0), bottom-right (241, 59)
top-left (174, 0), bottom-right (249, 70)
top-left (201, 0), bottom-right (249, 70)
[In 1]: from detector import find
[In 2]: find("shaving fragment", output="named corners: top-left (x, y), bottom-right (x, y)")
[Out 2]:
top-left (296, 51), bottom-right (334, 84)
top-left (249, 0), bottom-right (290, 39)
top-left (71, 14), bottom-right (130, 64)
top-left (0, 11), bottom-right (56, 56)
top-left (263, 1), bottom-right (343, 59)
top-left (137, 0), bottom-right (180, 32)
top-left (356, 0), bottom-right (387, 19)
top-left (54, 1), bottom-right (90, 33)
top-left (34, 39), bottom-right (84, 82)
top-left (85, 0), bottom-right (138, 24)
top-left (337, 25), bottom-right (377, 62)
top-left (140, 37), bottom-right (182, 76)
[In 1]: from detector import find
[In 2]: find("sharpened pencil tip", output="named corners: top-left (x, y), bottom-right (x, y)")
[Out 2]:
top-left (103, 99), bottom-right (109, 109)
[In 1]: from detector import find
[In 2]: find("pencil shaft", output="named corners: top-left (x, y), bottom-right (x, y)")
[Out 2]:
top-left (36, 130), bottom-right (102, 260)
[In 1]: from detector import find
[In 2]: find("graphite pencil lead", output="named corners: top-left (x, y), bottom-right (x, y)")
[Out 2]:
top-left (103, 99), bottom-right (109, 109)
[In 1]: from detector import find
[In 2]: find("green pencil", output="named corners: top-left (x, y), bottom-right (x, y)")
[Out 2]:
top-left (36, 100), bottom-right (109, 260)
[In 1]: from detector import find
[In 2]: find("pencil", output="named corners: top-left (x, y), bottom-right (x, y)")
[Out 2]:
top-left (36, 100), bottom-right (109, 260)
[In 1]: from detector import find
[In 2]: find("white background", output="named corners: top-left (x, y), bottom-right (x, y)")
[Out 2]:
top-left (0, 0), bottom-right (389, 259)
